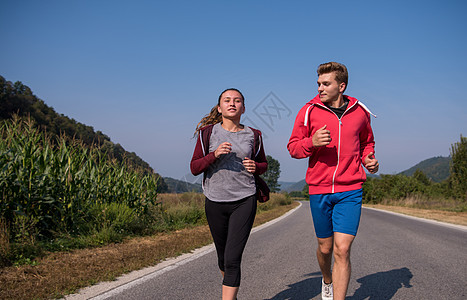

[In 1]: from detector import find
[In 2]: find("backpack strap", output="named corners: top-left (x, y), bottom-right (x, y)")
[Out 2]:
top-left (200, 124), bottom-right (214, 156)
top-left (249, 127), bottom-right (262, 160)
top-left (198, 124), bottom-right (214, 187)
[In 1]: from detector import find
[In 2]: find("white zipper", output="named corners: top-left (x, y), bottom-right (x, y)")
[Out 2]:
top-left (332, 122), bottom-right (340, 193)
top-left (316, 101), bottom-right (358, 193)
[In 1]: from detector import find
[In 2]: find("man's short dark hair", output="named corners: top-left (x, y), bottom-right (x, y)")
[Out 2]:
top-left (317, 62), bottom-right (348, 89)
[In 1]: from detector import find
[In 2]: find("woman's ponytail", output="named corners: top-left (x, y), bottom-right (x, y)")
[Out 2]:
top-left (194, 105), bottom-right (222, 136)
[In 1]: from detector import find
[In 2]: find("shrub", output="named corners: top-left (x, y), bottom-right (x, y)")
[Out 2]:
top-left (85, 202), bottom-right (139, 235)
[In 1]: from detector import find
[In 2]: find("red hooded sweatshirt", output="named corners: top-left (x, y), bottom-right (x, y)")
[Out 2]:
top-left (287, 95), bottom-right (376, 195)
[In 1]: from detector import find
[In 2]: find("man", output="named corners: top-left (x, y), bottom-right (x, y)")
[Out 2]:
top-left (287, 62), bottom-right (379, 300)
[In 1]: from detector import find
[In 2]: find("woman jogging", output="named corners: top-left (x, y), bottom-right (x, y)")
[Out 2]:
top-left (190, 88), bottom-right (268, 300)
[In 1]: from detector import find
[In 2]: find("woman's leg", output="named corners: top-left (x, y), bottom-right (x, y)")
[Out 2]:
top-left (222, 285), bottom-right (239, 300)
top-left (222, 195), bottom-right (257, 289)
top-left (205, 198), bottom-right (229, 274)
top-left (205, 196), bottom-right (256, 300)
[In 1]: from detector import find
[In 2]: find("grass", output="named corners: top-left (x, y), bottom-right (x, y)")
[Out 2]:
top-left (363, 196), bottom-right (467, 226)
top-left (0, 193), bottom-right (297, 300)
top-left (365, 204), bottom-right (467, 226)
top-left (375, 195), bottom-right (466, 212)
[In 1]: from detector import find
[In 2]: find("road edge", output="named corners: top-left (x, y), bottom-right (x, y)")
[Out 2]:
top-left (363, 206), bottom-right (467, 232)
top-left (64, 202), bottom-right (303, 300)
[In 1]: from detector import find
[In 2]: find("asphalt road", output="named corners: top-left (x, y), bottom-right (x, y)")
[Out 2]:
top-left (67, 202), bottom-right (467, 300)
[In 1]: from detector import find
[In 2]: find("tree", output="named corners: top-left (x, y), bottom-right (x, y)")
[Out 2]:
top-left (449, 135), bottom-right (467, 200)
top-left (413, 169), bottom-right (431, 186)
top-left (262, 155), bottom-right (281, 192)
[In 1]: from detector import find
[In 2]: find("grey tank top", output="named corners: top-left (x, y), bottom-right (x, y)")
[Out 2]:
top-left (203, 123), bottom-right (256, 202)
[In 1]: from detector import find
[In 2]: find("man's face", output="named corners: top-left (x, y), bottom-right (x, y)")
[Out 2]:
top-left (317, 72), bottom-right (346, 104)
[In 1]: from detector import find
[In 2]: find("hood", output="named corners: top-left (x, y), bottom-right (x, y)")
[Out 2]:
top-left (307, 94), bottom-right (358, 107)
top-left (307, 94), bottom-right (376, 118)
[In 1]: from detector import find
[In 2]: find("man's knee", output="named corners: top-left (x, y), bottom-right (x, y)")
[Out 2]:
top-left (334, 244), bottom-right (351, 258)
top-left (333, 239), bottom-right (353, 259)
top-left (317, 237), bottom-right (333, 255)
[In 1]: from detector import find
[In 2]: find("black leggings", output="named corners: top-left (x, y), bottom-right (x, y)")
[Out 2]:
top-left (205, 195), bottom-right (257, 287)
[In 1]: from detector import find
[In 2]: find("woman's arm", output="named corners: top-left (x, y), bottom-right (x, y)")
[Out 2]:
top-left (190, 134), bottom-right (217, 176)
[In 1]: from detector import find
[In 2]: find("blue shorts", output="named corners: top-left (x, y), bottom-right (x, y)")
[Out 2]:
top-left (309, 189), bottom-right (362, 238)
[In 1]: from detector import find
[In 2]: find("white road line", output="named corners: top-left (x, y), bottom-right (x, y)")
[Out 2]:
top-left (64, 202), bottom-right (302, 300)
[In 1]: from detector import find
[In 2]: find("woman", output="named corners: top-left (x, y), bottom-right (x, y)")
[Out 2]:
top-left (190, 88), bottom-right (268, 299)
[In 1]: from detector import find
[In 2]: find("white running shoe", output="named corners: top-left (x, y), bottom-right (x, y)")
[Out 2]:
top-left (321, 279), bottom-right (333, 300)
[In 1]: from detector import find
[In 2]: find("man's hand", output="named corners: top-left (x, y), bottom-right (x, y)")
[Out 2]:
top-left (312, 125), bottom-right (332, 147)
top-left (364, 152), bottom-right (379, 174)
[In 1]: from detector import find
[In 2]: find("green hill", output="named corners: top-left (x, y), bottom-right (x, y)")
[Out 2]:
top-left (399, 156), bottom-right (451, 182)
top-left (279, 180), bottom-right (306, 192)
top-left (0, 75), bottom-right (168, 192)
top-left (163, 177), bottom-right (202, 193)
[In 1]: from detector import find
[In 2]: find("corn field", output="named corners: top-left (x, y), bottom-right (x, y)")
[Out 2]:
top-left (0, 117), bottom-right (160, 243)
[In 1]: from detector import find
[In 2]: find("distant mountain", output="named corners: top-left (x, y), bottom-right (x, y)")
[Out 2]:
top-left (279, 179), bottom-right (306, 192)
top-left (164, 177), bottom-right (202, 193)
top-left (399, 156), bottom-right (451, 182)
top-left (277, 181), bottom-right (295, 191)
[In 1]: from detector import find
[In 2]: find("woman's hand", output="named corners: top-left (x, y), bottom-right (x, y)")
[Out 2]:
top-left (243, 157), bottom-right (256, 173)
top-left (214, 142), bottom-right (232, 158)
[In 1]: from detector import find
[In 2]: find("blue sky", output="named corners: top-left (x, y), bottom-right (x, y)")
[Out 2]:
top-left (1, 0), bottom-right (466, 182)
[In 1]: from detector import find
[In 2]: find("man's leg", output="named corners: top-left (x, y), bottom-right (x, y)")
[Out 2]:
top-left (310, 193), bottom-right (334, 283)
top-left (316, 236), bottom-right (333, 284)
top-left (310, 193), bottom-right (335, 299)
top-left (332, 232), bottom-right (355, 300)
top-left (331, 189), bottom-right (362, 299)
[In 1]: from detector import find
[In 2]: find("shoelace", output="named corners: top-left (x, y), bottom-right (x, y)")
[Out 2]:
top-left (323, 283), bottom-right (333, 296)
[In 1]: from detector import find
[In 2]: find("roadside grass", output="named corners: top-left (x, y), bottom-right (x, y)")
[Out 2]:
top-left (375, 195), bottom-right (466, 212)
top-left (0, 193), bottom-right (297, 300)
top-left (283, 195), bottom-right (466, 226)
top-left (365, 204), bottom-right (467, 226)
top-left (363, 196), bottom-right (467, 226)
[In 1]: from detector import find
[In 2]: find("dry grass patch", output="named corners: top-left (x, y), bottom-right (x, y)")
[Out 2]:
top-left (365, 204), bottom-right (467, 226)
top-left (0, 227), bottom-right (213, 300)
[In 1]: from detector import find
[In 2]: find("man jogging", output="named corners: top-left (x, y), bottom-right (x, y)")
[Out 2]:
top-left (287, 62), bottom-right (379, 300)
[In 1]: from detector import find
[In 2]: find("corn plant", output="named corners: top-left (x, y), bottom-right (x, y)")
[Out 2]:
top-left (0, 117), bottom-right (160, 242)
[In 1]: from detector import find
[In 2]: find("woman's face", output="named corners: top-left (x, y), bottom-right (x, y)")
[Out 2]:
top-left (217, 90), bottom-right (245, 120)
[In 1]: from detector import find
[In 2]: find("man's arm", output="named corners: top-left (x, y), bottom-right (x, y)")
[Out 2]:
top-left (287, 105), bottom-right (319, 159)
top-left (360, 115), bottom-right (378, 173)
